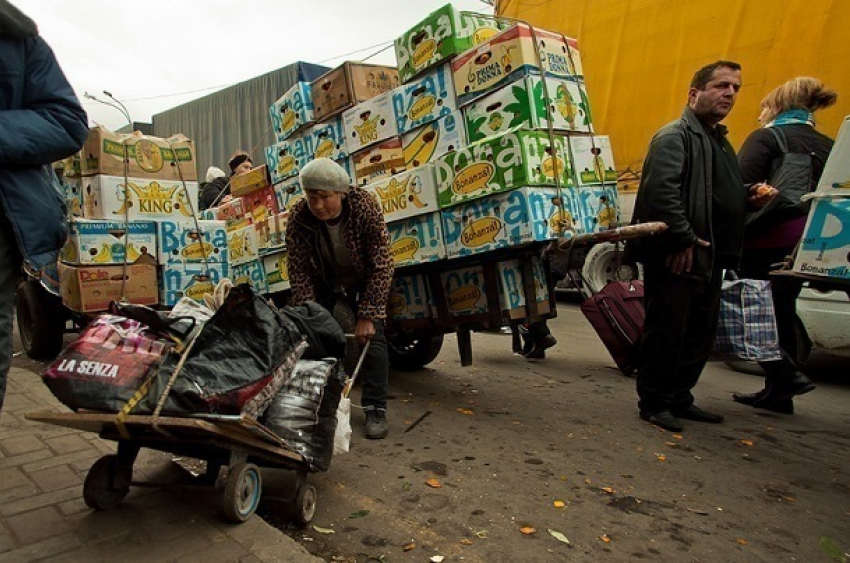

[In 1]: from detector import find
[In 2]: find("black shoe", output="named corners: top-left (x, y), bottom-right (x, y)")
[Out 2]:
top-left (640, 410), bottom-right (684, 432)
top-left (365, 410), bottom-right (388, 440)
top-left (672, 404), bottom-right (724, 423)
top-left (524, 334), bottom-right (557, 360)
top-left (756, 373), bottom-right (816, 406)
top-left (733, 390), bottom-right (795, 414)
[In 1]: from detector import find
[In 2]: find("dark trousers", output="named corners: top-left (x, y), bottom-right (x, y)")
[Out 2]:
top-left (739, 246), bottom-right (803, 378)
top-left (636, 265), bottom-right (723, 414)
top-left (359, 320), bottom-right (388, 412)
top-left (0, 217), bottom-right (21, 414)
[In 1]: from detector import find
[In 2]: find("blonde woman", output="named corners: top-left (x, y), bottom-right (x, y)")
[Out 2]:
top-left (733, 77), bottom-right (837, 414)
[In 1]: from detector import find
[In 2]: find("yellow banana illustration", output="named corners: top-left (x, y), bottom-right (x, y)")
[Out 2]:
top-left (176, 190), bottom-right (193, 217)
top-left (113, 193), bottom-right (133, 215)
top-left (126, 242), bottom-right (141, 262)
top-left (91, 243), bottom-right (111, 263)
top-left (403, 127), bottom-right (438, 167)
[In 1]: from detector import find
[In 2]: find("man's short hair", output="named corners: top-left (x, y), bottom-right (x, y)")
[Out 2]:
top-left (690, 60), bottom-right (742, 90)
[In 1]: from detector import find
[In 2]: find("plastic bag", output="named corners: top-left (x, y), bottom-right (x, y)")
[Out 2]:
top-left (281, 301), bottom-right (346, 360)
top-left (334, 396), bottom-right (352, 455)
top-left (715, 272), bottom-right (782, 361)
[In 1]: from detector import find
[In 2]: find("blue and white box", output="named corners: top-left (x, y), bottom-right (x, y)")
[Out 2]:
top-left (392, 63), bottom-right (457, 135)
top-left (265, 131), bottom-right (314, 184)
top-left (794, 196), bottom-right (850, 280)
top-left (231, 259), bottom-right (268, 294)
top-left (387, 211), bottom-right (446, 267)
top-left (497, 256), bottom-right (550, 319)
top-left (388, 274), bottom-right (434, 320)
top-left (402, 110), bottom-right (467, 169)
top-left (364, 164), bottom-right (439, 223)
top-left (440, 265), bottom-right (489, 317)
top-left (273, 178), bottom-right (305, 212)
top-left (269, 81), bottom-right (314, 142)
top-left (157, 219), bottom-right (227, 264)
top-left (310, 114), bottom-right (348, 161)
top-left (159, 262), bottom-right (228, 307)
top-left (62, 219), bottom-right (157, 265)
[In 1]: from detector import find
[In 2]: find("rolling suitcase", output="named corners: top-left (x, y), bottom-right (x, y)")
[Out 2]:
top-left (580, 280), bottom-right (644, 375)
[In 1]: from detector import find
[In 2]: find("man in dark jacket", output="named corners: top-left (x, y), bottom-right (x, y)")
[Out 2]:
top-left (628, 61), bottom-right (776, 432)
top-left (199, 152), bottom-right (253, 210)
top-left (0, 0), bottom-right (88, 413)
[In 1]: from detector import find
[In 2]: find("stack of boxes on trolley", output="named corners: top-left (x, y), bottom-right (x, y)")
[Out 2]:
top-left (56, 3), bottom-right (627, 318)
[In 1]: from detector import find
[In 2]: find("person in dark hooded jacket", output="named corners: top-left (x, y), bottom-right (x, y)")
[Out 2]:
top-left (0, 0), bottom-right (88, 413)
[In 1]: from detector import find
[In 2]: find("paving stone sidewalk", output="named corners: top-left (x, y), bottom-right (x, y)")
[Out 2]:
top-left (0, 366), bottom-right (320, 563)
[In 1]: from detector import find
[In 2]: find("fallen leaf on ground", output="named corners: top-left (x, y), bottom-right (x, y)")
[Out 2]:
top-left (403, 542), bottom-right (415, 551)
top-left (600, 534), bottom-right (611, 543)
top-left (349, 510), bottom-right (370, 519)
top-left (665, 441), bottom-right (677, 448)
top-left (740, 439), bottom-right (754, 447)
top-left (686, 508), bottom-right (709, 515)
top-left (672, 434), bottom-right (683, 440)
top-left (601, 487), bottom-right (614, 494)
top-left (430, 557), bottom-right (445, 563)
top-left (456, 408), bottom-right (474, 415)
top-left (520, 526), bottom-right (536, 535)
top-left (655, 453), bottom-right (667, 462)
top-left (737, 538), bottom-right (749, 545)
top-left (475, 530), bottom-right (488, 539)
top-left (311, 525), bottom-right (335, 534)
top-left (460, 539), bottom-right (473, 545)
top-left (553, 500), bottom-right (565, 508)
top-left (403, 482), bottom-right (412, 491)
top-left (426, 478), bottom-right (442, 488)
top-left (548, 529), bottom-right (571, 544)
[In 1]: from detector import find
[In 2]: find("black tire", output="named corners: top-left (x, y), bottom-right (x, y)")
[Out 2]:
top-left (293, 483), bottom-right (317, 526)
top-left (222, 463), bottom-right (262, 523)
top-left (83, 455), bottom-right (131, 510)
top-left (15, 280), bottom-right (65, 360)
top-left (388, 332), bottom-right (444, 371)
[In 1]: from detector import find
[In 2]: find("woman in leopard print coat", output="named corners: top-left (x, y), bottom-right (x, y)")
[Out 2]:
top-left (285, 158), bottom-right (394, 439)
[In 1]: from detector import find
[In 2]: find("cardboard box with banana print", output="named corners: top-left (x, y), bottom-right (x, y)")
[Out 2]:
top-left (352, 137), bottom-right (406, 187)
top-left (265, 132), bottom-right (314, 184)
top-left (402, 110), bottom-right (467, 169)
top-left (61, 219), bottom-right (157, 266)
top-left (464, 75), bottom-right (593, 142)
top-left (386, 211), bottom-right (447, 268)
top-left (569, 135), bottom-right (618, 185)
top-left (159, 263), bottom-right (228, 308)
top-left (388, 274), bottom-right (434, 321)
top-left (392, 63), bottom-right (457, 135)
top-left (434, 128), bottom-right (574, 209)
top-left (231, 260), bottom-right (268, 294)
top-left (226, 224), bottom-right (260, 267)
top-left (364, 164), bottom-right (439, 223)
top-left (343, 91), bottom-right (399, 154)
top-left (498, 256), bottom-right (551, 320)
top-left (82, 175), bottom-right (199, 221)
top-left (156, 219), bottom-right (227, 265)
top-left (309, 114), bottom-right (349, 162)
top-left (269, 81), bottom-right (315, 143)
top-left (262, 250), bottom-right (290, 293)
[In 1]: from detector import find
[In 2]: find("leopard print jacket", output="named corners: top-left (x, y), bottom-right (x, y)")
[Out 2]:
top-left (285, 187), bottom-right (394, 320)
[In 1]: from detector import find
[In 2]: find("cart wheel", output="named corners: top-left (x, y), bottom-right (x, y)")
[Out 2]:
top-left (388, 332), bottom-right (444, 371)
top-left (223, 463), bottom-right (262, 522)
top-left (15, 280), bottom-right (66, 360)
top-left (293, 483), bottom-right (317, 525)
top-left (582, 242), bottom-right (643, 294)
top-left (83, 454), bottom-right (131, 510)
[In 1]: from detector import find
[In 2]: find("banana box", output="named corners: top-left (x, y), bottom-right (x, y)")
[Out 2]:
top-left (231, 165), bottom-right (271, 198)
top-left (343, 91), bottom-right (399, 154)
top-left (231, 260), bottom-right (268, 294)
top-left (273, 178), bottom-right (305, 212)
top-left (59, 262), bottom-right (158, 313)
top-left (81, 175), bottom-right (199, 221)
top-left (497, 256), bottom-right (551, 320)
top-left (435, 128), bottom-right (573, 209)
top-left (570, 136), bottom-right (617, 185)
top-left (352, 137), bottom-right (406, 187)
top-left (387, 211), bottom-right (446, 267)
top-left (265, 135), bottom-right (312, 185)
top-left (156, 219), bottom-right (227, 265)
top-left (201, 198), bottom-right (249, 231)
top-left (388, 274), bottom-right (434, 321)
top-left (793, 196), bottom-right (850, 280)
top-left (227, 224), bottom-right (260, 267)
top-left (464, 75), bottom-right (593, 143)
top-left (440, 265), bottom-right (489, 317)
top-left (452, 24), bottom-right (579, 107)
top-left (61, 219), bottom-right (157, 266)
top-left (568, 184), bottom-right (621, 235)
top-left (64, 177), bottom-right (83, 218)
top-left (311, 62), bottom-right (399, 122)
top-left (269, 81), bottom-right (314, 143)
top-left (402, 110), bottom-right (466, 168)
top-left (395, 3), bottom-right (507, 84)
top-left (364, 164), bottom-right (439, 222)
top-left (256, 211), bottom-right (289, 255)
top-left (309, 114), bottom-right (348, 161)
top-left (392, 63), bottom-right (457, 135)
top-left (71, 127), bottom-right (197, 181)
top-left (813, 115), bottom-right (850, 198)
top-left (159, 263), bottom-right (227, 307)
top-left (441, 186), bottom-right (564, 259)
top-left (240, 185), bottom-right (279, 224)
top-left (262, 250), bottom-right (290, 293)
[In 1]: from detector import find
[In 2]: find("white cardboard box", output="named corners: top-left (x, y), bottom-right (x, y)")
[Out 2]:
top-left (62, 219), bottom-right (157, 265)
top-left (569, 136), bottom-right (618, 185)
top-left (392, 63), bottom-right (457, 135)
top-left (793, 196), bottom-right (850, 279)
top-left (386, 211), bottom-right (446, 267)
top-left (226, 224), bottom-right (260, 267)
top-left (343, 91), bottom-right (399, 154)
top-left (157, 219), bottom-right (227, 264)
top-left (263, 251), bottom-right (291, 293)
top-left (159, 262), bottom-right (228, 307)
top-left (364, 164), bottom-right (439, 222)
top-left (82, 175), bottom-right (199, 220)
top-left (230, 259), bottom-right (268, 294)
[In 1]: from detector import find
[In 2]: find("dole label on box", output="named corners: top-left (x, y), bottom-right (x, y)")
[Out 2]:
top-left (157, 219), bottom-right (227, 264)
top-left (392, 63), bottom-right (457, 134)
top-left (387, 212), bottom-right (446, 267)
top-left (402, 111), bottom-right (467, 168)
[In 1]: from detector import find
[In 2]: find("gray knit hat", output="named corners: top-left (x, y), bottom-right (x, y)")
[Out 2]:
top-left (300, 158), bottom-right (351, 193)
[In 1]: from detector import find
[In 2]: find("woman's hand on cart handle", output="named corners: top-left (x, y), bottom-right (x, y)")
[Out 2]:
top-left (355, 319), bottom-right (376, 346)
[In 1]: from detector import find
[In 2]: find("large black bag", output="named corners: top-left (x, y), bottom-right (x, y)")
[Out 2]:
top-left (281, 301), bottom-right (346, 360)
top-left (746, 127), bottom-right (814, 231)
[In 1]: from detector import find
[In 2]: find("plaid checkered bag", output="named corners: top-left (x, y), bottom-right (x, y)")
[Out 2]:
top-left (715, 271), bottom-right (782, 361)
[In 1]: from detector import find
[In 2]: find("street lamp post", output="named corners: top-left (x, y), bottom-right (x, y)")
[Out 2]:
top-left (83, 91), bottom-right (133, 130)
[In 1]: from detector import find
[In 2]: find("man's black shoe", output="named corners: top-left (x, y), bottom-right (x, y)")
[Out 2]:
top-left (733, 390), bottom-right (794, 414)
top-left (524, 334), bottom-right (557, 360)
top-left (365, 410), bottom-right (389, 440)
top-left (640, 410), bottom-right (684, 432)
top-left (672, 404), bottom-right (724, 423)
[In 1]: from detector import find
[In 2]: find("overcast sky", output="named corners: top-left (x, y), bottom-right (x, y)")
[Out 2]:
top-left (16, 0), bottom-right (494, 131)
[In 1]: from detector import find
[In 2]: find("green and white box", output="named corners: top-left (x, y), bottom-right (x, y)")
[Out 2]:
top-left (402, 110), bottom-right (467, 169)
top-left (157, 219), bottom-right (227, 264)
top-left (435, 128), bottom-right (573, 209)
top-left (388, 274), bottom-right (434, 321)
top-left (364, 164), bottom-right (439, 222)
top-left (62, 219), bottom-right (157, 265)
top-left (395, 3), bottom-right (507, 84)
top-left (464, 75), bottom-right (593, 142)
top-left (263, 250), bottom-right (291, 293)
top-left (387, 211), bottom-right (446, 267)
top-left (569, 135), bottom-right (617, 185)
top-left (343, 91), bottom-right (399, 154)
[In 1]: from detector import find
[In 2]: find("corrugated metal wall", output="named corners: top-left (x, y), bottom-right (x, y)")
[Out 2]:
top-left (152, 61), bottom-right (329, 180)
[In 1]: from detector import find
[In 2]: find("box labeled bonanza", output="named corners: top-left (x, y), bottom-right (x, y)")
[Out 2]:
top-left (813, 115), bottom-right (850, 198)
top-left (231, 260), bottom-right (268, 294)
top-left (64, 177), bottom-right (83, 217)
top-left (570, 136), bottom-right (617, 185)
top-left (565, 184), bottom-right (621, 235)
top-left (262, 251), bottom-right (290, 293)
top-left (311, 62), bottom-right (399, 122)
top-left (227, 224), bottom-right (260, 267)
top-left (159, 263), bottom-right (228, 307)
top-left (309, 115), bottom-right (348, 161)
top-left (269, 82), bottom-right (314, 142)
top-left (497, 256), bottom-right (551, 320)
top-left (364, 164), bottom-right (439, 222)
top-left (62, 219), bottom-right (157, 266)
top-left (352, 137), bottom-right (406, 187)
top-left (273, 178), bottom-right (305, 212)
top-left (59, 262), bottom-right (158, 313)
top-left (343, 91), bottom-right (399, 154)
top-left (387, 211), bottom-right (446, 267)
top-left (402, 110), bottom-right (466, 168)
top-left (453, 24), bottom-right (578, 106)
top-left (441, 186), bottom-right (563, 259)
top-left (388, 274), bottom-right (434, 321)
top-left (464, 75), bottom-right (593, 142)
top-left (793, 196), bottom-right (850, 279)
top-left (392, 63), bottom-right (456, 135)
top-left (395, 4), bottom-right (506, 84)
top-left (435, 129), bottom-right (573, 208)
top-left (440, 265), bottom-right (489, 317)
top-left (157, 219), bottom-right (227, 264)
top-left (81, 175), bottom-right (199, 221)
top-left (72, 127), bottom-right (197, 181)
top-left (266, 132), bottom-right (315, 185)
